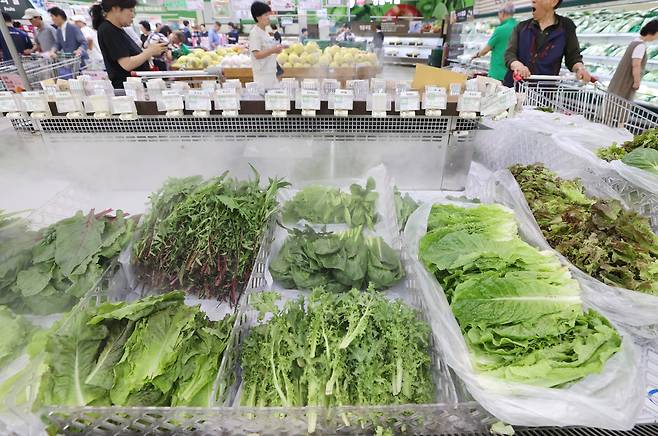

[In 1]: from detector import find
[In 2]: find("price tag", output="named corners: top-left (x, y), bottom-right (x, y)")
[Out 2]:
top-left (42, 84), bottom-right (59, 101)
top-left (458, 91), bottom-right (482, 113)
top-left (300, 89), bottom-right (320, 110)
top-left (370, 92), bottom-right (388, 113)
top-left (170, 82), bottom-right (190, 96)
top-left (124, 82), bottom-right (145, 101)
top-left (201, 81), bottom-right (217, 91)
top-left (55, 91), bottom-right (81, 113)
top-left (333, 89), bottom-right (353, 111)
top-left (265, 89), bottom-right (290, 111)
top-left (449, 82), bottom-right (462, 96)
top-left (87, 95), bottom-right (111, 113)
top-left (398, 91), bottom-right (420, 112)
top-left (20, 91), bottom-right (49, 112)
top-left (185, 90), bottom-right (212, 111)
top-left (423, 86), bottom-right (447, 110)
top-left (158, 90), bottom-right (184, 111)
top-left (216, 89), bottom-right (240, 111)
top-left (111, 96), bottom-right (136, 114)
top-left (0, 91), bottom-right (19, 112)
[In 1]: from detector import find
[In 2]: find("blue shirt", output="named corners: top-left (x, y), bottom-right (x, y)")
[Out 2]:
top-left (208, 28), bottom-right (221, 48)
top-left (0, 27), bottom-right (34, 61)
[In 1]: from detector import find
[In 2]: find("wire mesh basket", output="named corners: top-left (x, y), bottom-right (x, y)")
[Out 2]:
top-left (0, 54), bottom-right (83, 91)
top-left (518, 80), bottom-right (658, 136)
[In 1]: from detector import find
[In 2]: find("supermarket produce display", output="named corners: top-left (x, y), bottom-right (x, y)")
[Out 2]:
top-left (2, 24), bottom-right (658, 433)
top-left (418, 203), bottom-right (621, 387)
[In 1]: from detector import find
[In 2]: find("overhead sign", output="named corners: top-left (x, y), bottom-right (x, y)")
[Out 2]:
top-left (1, 0), bottom-right (37, 20)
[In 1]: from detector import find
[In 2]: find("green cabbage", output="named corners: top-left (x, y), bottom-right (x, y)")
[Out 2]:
top-left (621, 147), bottom-right (658, 175)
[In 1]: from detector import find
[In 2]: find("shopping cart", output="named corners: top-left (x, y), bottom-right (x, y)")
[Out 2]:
top-left (0, 54), bottom-right (84, 91)
top-left (517, 74), bottom-right (658, 135)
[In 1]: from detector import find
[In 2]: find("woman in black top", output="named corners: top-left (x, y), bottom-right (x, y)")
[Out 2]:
top-left (90, 0), bottom-right (166, 88)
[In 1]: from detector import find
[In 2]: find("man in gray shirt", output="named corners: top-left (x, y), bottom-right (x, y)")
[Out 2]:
top-left (22, 8), bottom-right (57, 53)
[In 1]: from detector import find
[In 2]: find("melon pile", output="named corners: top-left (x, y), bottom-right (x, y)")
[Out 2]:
top-left (277, 42), bottom-right (378, 68)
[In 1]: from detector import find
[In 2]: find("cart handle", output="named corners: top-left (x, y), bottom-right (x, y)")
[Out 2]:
top-left (131, 70), bottom-right (220, 78)
top-left (514, 72), bottom-right (598, 84)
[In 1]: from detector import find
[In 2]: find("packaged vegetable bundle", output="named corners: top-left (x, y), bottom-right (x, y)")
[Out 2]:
top-left (510, 164), bottom-right (658, 296)
top-left (134, 170), bottom-right (288, 304)
top-left (405, 201), bottom-right (642, 429)
top-left (268, 226), bottom-right (404, 292)
top-left (240, 289), bottom-right (434, 433)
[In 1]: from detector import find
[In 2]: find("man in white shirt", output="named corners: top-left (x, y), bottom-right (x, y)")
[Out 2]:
top-left (73, 15), bottom-right (103, 70)
top-left (249, 1), bottom-right (283, 92)
top-left (22, 8), bottom-right (57, 53)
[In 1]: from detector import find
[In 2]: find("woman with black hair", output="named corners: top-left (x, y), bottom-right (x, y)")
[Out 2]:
top-left (90, 0), bottom-right (167, 88)
top-left (608, 20), bottom-right (658, 101)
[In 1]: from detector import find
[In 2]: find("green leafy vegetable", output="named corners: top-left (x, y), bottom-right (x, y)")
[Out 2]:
top-left (511, 164), bottom-right (658, 295)
top-left (269, 226), bottom-right (404, 292)
top-left (1, 210), bottom-right (135, 315)
top-left (419, 203), bottom-right (621, 387)
top-left (597, 128), bottom-right (658, 162)
top-left (621, 147), bottom-right (658, 175)
top-left (135, 170), bottom-right (289, 304)
top-left (36, 291), bottom-right (235, 408)
top-left (240, 288), bottom-right (433, 433)
top-left (0, 306), bottom-right (36, 368)
top-left (282, 178), bottom-right (379, 228)
top-left (393, 188), bottom-right (419, 230)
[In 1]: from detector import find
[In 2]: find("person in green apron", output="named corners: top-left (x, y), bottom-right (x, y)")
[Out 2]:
top-left (608, 20), bottom-right (658, 101)
top-left (472, 2), bottom-right (517, 82)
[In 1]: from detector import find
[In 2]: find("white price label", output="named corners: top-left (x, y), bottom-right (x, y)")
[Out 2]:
top-left (21, 92), bottom-right (49, 112)
top-left (111, 96), bottom-right (136, 114)
top-left (333, 89), bottom-right (353, 111)
top-left (0, 92), bottom-right (19, 112)
top-left (398, 91), bottom-right (420, 112)
top-left (458, 91), bottom-right (482, 113)
top-left (449, 83), bottom-right (462, 96)
top-left (300, 89), bottom-right (320, 110)
top-left (201, 81), bottom-right (217, 91)
top-left (216, 90), bottom-right (240, 111)
top-left (185, 90), bottom-right (212, 111)
top-left (158, 91), bottom-right (184, 111)
top-left (265, 90), bottom-right (290, 111)
top-left (88, 95), bottom-right (111, 112)
top-left (423, 87), bottom-right (447, 110)
top-left (55, 92), bottom-right (80, 113)
top-left (370, 92), bottom-right (387, 112)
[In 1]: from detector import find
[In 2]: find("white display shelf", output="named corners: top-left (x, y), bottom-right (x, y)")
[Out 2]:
top-left (383, 56), bottom-right (428, 65)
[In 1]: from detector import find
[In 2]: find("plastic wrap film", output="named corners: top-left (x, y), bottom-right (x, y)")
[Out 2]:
top-left (490, 169), bottom-right (658, 340)
top-left (403, 202), bottom-right (644, 429)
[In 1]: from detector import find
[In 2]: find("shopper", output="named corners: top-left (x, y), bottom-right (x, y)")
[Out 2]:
top-left (336, 24), bottom-right (355, 42)
top-left (181, 20), bottom-right (192, 44)
top-left (208, 21), bottom-right (222, 49)
top-left (73, 15), bottom-right (103, 69)
top-left (608, 20), bottom-right (658, 101)
top-left (472, 2), bottom-right (516, 81)
top-left (168, 31), bottom-right (190, 60)
top-left (49, 7), bottom-right (88, 65)
top-left (271, 24), bottom-right (282, 44)
top-left (249, 1), bottom-right (283, 91)
top-left (504, 0), bottom-right (591, 86)
top-left (142, 21), bottom-right (168, 71)
top-left (0, 12), bottom-right (33, 61)
top-left (22, 8), bottom-right (57, 53)
top-left (227, 22), bottom-right (239, 44)
top-left (299, 27), bottom-right (308, 44)
top-left (139, 20), bottom-right (150, 46)
top-left (91, 0), bottom-right (167, 88)
top-left (373, 24), bottom-right (384, 60)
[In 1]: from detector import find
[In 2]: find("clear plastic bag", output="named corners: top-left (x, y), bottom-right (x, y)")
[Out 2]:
top-left (264, 165), bottom-right (404, 292)
top-left (491, 169), bottom-right (658, 340)
top-left (404, 202), bottom-right (644, 429)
